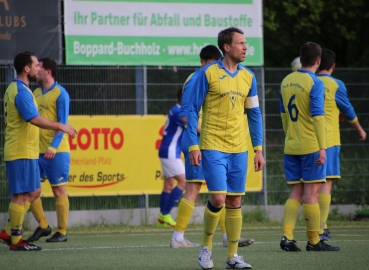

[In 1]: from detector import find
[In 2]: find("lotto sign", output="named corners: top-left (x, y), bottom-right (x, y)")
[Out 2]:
top-left (40, 115), bottom-right (262, 197)
top-left (64, 0), bottom-right (263, 66)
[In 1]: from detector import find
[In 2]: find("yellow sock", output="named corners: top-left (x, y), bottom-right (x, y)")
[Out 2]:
top-left (218, 204), bottom-right (226, 234)
top-left (56, 195), bottom-right (69, 235)
top-left (303, 203), bottom-right (320, 245)
top-left (283, 199), bottom-right (300, 240)
top-left (201, 206), bottom-right (221, 249)
top-left (24, 200), bottom-right (31, 213)
top-left (225, 208), bottom-right (242, 259)
top-left (318, 193), bottom-right (331, 233)
top-left (30, 196), bottom-right (49, 228)
top-left (5, 218), bottom-right (11, 235)
top-left (9, 202), bottom-right (25, 245)
top-left (174, 198), bottom-right (195, 233)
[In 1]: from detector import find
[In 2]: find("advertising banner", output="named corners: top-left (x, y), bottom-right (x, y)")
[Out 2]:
top-left (0, 0), bottom-right (62, 64)
top-left (40, 115), bottom-right (262, 197)
top-left (64, 0), bottom-right (263, 66)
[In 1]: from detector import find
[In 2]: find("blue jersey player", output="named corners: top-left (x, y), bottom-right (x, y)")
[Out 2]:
top-left (157, 89), bottom-right (185, 228)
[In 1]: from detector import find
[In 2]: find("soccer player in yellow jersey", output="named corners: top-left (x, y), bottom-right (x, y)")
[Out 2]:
top-left (0, 52), bottom-right (76, 251)
top-left (187, 27), bottom-right (265, 269)
top-left (171, 45), bottom-right (254, 249)
top-left (279, 42), bottom-right (339, 252)
top-left (26, 58), bottom-right (72, 243)
top-left (316, 49), bottom-right (366, 240)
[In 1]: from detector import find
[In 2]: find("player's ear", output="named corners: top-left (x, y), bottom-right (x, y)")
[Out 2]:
top-left (24, 65), bottom-right (30, 73)
top-left (224, 43), bottom-right (230, 53)
top-left (316, 58), bottom-right (321, 66)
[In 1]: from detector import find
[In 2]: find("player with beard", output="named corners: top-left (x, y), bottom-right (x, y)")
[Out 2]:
top-left (26, 58), bottom-right (71, 243)
top-left (0, 52), bottom-right (76, 251)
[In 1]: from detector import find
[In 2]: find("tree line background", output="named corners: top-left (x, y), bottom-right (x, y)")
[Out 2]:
top-left (263, 0), bottom-right (369, 67)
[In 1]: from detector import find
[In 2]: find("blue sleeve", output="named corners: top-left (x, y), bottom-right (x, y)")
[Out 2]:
top-left (14, 90), bottom-right (39, 122)
top-left (179, 74), bottom-right (196, 119)
top-left (174, 107), bottom-right (185, 127)
top-left (279, 89), bottom-right (285, 113)
top-left (335, 80), bottom-right (357, 121)
top-left (246, 74), bottom-right (263, 148)
top-left (310, 79), bottom-right (325, 117)
top-left (50, 90), bottom-right (70, 149)
top-left (187, 69), bottom-right (209, 147)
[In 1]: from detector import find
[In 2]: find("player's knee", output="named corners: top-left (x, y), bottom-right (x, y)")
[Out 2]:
top-left (52, 185), bottom-right (67, 197)
top-left (225, 195), bottom-right (242, 208)
top-left (209, 194), bottom-right (226, 208)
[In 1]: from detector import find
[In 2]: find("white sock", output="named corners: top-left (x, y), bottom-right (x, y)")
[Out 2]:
top-left (172, 231), bottom-right (184, 241)
top-left (222, 233), bottom-right (227, 241)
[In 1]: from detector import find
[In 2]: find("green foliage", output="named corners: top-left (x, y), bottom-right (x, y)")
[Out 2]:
top-left (263, 0), bottom-right (369, 67)
top-left (243, 206), bottom-right (270, 223)
top-left (329, 207), bottom-right (350, 221)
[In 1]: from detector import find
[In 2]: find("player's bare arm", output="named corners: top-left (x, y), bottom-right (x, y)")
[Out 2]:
top-left (351, 121), bottom-right (367, 141)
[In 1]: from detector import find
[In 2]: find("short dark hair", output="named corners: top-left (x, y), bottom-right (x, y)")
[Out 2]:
top-left (177, 88), bottom-right (182, 104)
top-left (39, 57), bottom-right (57, 78)
top-left (199, 45), bottom-right (222, 61)
top-left (299, 42), bottom-right (322, 67)
top-left (318, 49), bottom-right (336, 71)
top-left (218, 27), bottom-right (244, 55)
top-left (14, 51), bottom-right (36, 75)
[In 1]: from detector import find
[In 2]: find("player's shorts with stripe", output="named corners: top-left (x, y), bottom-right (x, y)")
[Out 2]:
top-left (201, 150), bottom-right (248, 195)
top-left (39, 152), bottom-right (70, 186)
top-left (160, 158), bottom-right (185, 177)
top-left (284, 151), bottom-right (327, 184)
top-left (6, 159), bottom-right (40, 194)
top-left (326, 146), bottom-right (340, 179)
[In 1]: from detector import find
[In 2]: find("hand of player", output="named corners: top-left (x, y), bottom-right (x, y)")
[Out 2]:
top-left (58, 124), bottom-right (77, 138)
top-left (254, 150), bottom-right (265, 171)
top-left (358, 129), bottom-right (367, 141)
top-left (189, 149), bottom-right (201, 166)
top-left (316, 148), bottom-right (326, 166)
top-left (44, 149), bottom-right (56, 160)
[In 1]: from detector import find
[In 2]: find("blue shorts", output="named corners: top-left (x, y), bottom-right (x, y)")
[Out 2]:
top-left (181, 129), bottom-right (204, 182)
top-left (284, 151), bottom-right (327, 184)
top-left (39, 152), bottom-right (70, 186)
top-left (183, 149), bottom-right (205, 182)
top-left (201, 150), bottom-right (248, 195)
top-left (326, 146), bottom-right (340, 179)
top-left (6, 159), bottom-right (40, 194)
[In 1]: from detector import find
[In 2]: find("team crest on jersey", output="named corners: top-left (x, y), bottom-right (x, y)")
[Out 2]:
top-left (230, 96), bottom-right (236, 110)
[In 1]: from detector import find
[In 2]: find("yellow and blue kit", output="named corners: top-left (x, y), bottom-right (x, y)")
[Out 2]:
top-left (187, 58), bottom-right (263, 153)
top-left (279, 70), bottom-right (326, 183)
top-left (179, 70), bottom-right (205, 182)
top-left (317, 73), bottom-right (358, 179)
top-left (33, 82), bottom-right (71, 185)
top-left (4, 78), bottom-right (40, 193)
top-left (316, 74), bottom-right (357, 147)
top-left (186, 58), bottom-right (263, 194)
